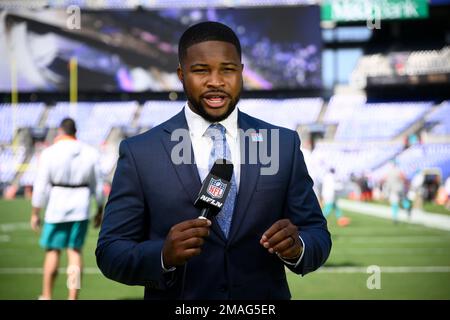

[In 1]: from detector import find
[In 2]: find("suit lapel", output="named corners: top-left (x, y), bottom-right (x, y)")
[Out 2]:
top-left (160, 109), bottom-right (226, 242)
top-left (228, 111), bottom-right (261, 243)
top-left (161, 110), bottom-right (201, 204)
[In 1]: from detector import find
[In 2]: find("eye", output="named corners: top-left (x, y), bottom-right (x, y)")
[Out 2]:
top-left (192, 69), bottom-right (207, 74)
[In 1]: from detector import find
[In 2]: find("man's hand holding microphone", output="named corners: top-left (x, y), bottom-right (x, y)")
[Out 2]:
top-left (162, 159), bottom-right (232, 268)
top-left (161, 159), bottom-right (303, 269)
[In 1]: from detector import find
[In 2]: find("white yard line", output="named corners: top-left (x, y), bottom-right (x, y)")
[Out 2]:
top-left (315, 266), bottom-right (450, 273)
top-left (0, 267), bottom-right (101, 274)
top-left (0, 222), bottom-right (30, 232)
top-left (331, 247), bottom-right (449, 255)
top-left (0, 235), bottom-right (10, 242)
top-left (1, 266), bottom-right (449, 275)
top-left (343, 236), bottom-right (450, 243)
top-left (339, 199), bottom-right (450, 231)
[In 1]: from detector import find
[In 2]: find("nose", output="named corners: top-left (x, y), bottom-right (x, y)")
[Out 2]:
top-left (206, 70), bottom-right (225, 88)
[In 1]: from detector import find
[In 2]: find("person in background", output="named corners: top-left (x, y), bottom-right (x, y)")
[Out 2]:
top-left (445, 176), bottom-right (450, 211)
top-left (383, 160), bottom-right (406, 224)
top-left (405, 169), bottom-right (425, 218)
top-left (321, 168), bottom-right (348, 226)
top-left (30, 118), bottom-right (104, 300)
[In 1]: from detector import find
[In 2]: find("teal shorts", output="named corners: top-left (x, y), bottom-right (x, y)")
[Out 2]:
top-left (40, 220), bottom-right (89, 250)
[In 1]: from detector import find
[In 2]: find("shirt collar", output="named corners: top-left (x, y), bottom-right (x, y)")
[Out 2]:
top-left (184, 102), bottom-right (238, 139)
top-left (54, 134), bottom-right (77, 143)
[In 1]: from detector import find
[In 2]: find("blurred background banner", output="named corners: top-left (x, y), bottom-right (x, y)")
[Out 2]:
top-left (0, 5), bottom-right (321, 92)
top-left (0, 0), bottom-right (449, 300)
top-left (321, 0), bottom-right (429, 22)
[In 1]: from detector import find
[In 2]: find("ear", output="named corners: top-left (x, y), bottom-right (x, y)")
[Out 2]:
top-left (177, 64), bottom-right (183, 83)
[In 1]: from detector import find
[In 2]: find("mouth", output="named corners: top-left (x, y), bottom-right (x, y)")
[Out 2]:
top-left (202, 92), bottom-right (229, 108)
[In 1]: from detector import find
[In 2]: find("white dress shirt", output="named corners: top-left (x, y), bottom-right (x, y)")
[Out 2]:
top-left (161, 104), bottom-right (305, 271)
top-left (184, 104), bottom-right (241, 189)
top-left (32, 138), bottom-right (103, 223)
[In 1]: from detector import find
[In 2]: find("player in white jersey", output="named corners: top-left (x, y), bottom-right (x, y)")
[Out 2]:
top-left (30, 118), bottom-right (104, 300)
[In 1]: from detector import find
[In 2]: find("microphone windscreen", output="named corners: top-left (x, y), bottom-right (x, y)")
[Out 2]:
top-left (210, 159), bottom-right (233, 182)
top-left (194, 159), bottom-right (234, 216)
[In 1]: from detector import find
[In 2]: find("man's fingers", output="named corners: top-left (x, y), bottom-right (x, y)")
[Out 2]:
top-left (172, 227), bottom-right (210, 242)
top-left (260, 219), bottom-right (290, 242)
top-left (183, 248), bottom-right (202, 260)
top-left (277, 244), bottom-right (301, 259)
top-left (270, 236), bottom-right (295, 254)
top-left (172, 218), bottom-right (211, 233)
top-left (180, 237), bottom-right (205, 249)
top-left (264, 227), bottom-right (293, 248)
top-left (163, 246), bottom-right (203, 267)
top-left (260, 219), bottom-right (301, 258)
top-left (163, 218), bottom-right (212, 267)
top-left (261, 222), bottom-right (297, 247)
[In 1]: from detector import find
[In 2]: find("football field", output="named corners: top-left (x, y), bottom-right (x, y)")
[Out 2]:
top-left (0, 198), bottom-right (449, 300)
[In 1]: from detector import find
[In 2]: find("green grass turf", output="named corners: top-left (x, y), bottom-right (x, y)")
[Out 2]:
top-left (371, 199), bottom-right (450, 216)
top-left (422, 202), bottom-right (450, 216)
top-left (0, 198), bottom-right (449, 300)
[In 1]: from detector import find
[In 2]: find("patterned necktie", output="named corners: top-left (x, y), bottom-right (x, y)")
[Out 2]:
top-left (205, 123), bottom-right (237, 238)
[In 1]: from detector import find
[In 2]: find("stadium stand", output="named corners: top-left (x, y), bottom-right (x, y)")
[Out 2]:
top-left (372, 144), bottom-right (450, 182)
top-left (425, 101), bottom-right (450, 136)
top-left (322, 94), bottom-right (366, 124)
top-left (311, 142), bottom-right (404, 181)
top-left (351, 46), bottom-right (450, 88)
top-left (0, 97), bottom-right (447, 191)
top-left (138, 101), bottom-right (184, 128)
top-left (0, 103), bottom-right (45, 143)
top-left (0, 146), bottom-right (26, 183)
top-left (334, 102), bottom-right (432, 141)
top-left (239, 98), bottom-right (323, 130)
top-left (46, 101), bottom-right (138, 145)
top-left (19, 153), bottom-right (37, 186)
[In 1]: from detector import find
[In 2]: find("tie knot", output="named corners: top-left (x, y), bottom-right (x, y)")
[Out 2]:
top-left (205, 123), bottom-right (226, 141)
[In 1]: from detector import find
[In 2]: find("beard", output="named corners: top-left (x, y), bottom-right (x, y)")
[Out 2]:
top-left (184, 83), bottom-right (242, 123)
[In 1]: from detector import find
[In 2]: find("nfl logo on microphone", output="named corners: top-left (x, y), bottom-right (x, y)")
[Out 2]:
top-left (207, 178), bottom-right (227, 199)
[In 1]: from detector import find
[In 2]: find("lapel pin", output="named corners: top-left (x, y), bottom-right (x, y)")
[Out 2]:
top-left (251, 132), bottom-right (264, 142)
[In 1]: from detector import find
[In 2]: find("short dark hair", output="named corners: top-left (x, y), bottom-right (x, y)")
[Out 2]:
top-left (178, 21), bottom-right (241, 64)
top-left (59, 118), bottom-right (77, 136)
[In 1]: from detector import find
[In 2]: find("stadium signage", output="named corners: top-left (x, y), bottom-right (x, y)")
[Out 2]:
top-left (321, 0), bottom-right (429, 22)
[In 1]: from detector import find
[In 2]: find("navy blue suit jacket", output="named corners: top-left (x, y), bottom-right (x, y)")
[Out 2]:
top-left (96, 109), bottom-right (331, 300)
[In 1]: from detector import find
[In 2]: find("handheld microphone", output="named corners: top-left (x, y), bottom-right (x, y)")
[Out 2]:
top-left (180, 159), bottom-right (233, 299)
top-left (194, 159), bottom-right (234, 219)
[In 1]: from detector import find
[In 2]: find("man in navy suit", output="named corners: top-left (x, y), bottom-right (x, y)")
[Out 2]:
top-left (96, 21), bottom-right (331, 300)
